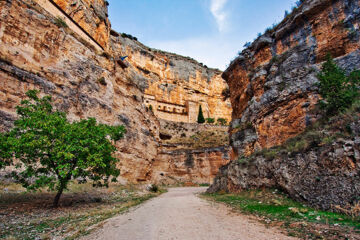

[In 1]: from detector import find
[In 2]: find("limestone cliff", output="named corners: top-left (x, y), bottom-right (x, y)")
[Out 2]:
top-left (0, 0), bottom-right (230, 184)
top-left (209, 0), bottom-right (360, 212)
top-left (51, 0), bottom-right (111, 50)
top-left (223, 0), bottom-right (360, 157)
top-left (112, 35), bottom-right (232, 124)
top-left (0, 0), bottom-right (158, 183)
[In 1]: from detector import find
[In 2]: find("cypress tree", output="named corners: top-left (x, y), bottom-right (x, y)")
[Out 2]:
top-left (197, 105), bottom-right (205, 123)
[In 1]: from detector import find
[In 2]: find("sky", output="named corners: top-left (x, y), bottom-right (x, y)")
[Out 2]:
top-left (108, 0), bottom-right (296, 70)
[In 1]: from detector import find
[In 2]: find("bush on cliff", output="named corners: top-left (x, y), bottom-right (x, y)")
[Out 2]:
top-left (206, 118), bottom-right (215, 124)
top-left (0, 90), bottom-right (125, 207)
top-left (197, 105), bottom-right (205, 124)
top-left (317, 55), bottom-right (360, 115)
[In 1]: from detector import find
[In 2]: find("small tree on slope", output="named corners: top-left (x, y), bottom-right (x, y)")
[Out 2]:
top-left (0, 90), bottom-right (125, 207)
top-left (317, 55), bottom-right (360, 115)
top-left (197, 105), bottom-right (205, 124)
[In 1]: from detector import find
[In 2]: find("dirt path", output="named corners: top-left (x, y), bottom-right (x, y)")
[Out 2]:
top-left (83, 187), bottom-right (297, 240)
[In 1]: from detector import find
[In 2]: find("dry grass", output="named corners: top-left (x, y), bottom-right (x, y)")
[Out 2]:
top-left (0, 181), bottom-right (161, 240)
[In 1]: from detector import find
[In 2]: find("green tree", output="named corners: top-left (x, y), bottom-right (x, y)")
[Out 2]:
top-left (206, 118), bottom-right (215, 124)
top-left (217, 118), bottom-right (227, 126)
top-left (317, 55), bottom-right (360, 115)
top-left (197, 105), bottom-right (205, 124)
top-left (0, 90), bottom-right (125, 207)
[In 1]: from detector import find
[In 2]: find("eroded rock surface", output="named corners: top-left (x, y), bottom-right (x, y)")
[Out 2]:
top-left (224, 0), bottom-right (360, 157)
top-left (209, 0), bottom-right (360, 212)
top-left (0, 0), bottom-right (230, 184)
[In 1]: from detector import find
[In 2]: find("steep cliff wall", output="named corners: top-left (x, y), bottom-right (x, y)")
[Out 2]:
top-left (209, 0), bottom-right (360, 212)
top-left (223, 0), bottom-right (360, 157)
top-left (0, 0), bottom-right (159, 183)
top-left (50, 0), bottom-right (110, 50)
top-left (111, 35), bottom-right (232, 123)
top-left (0, 0), bottom-right (230, 184)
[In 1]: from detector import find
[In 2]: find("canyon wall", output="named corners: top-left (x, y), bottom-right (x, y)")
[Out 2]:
top-left (0, 0), bottom-right (230, 184)
top-left (51, 0), bottom-right (110, 50)
top-left (112, 35), bottom-right (232, 124)
top-left (0, 0), bottom-right (158, 183)
top-left (209, 0), bottom-right (360, 212)
top-left (223, 0), bottom-right (360, 157)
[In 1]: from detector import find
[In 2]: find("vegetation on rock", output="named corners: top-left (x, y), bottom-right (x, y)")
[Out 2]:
top-left (206, 118), bottom-right (215, 124)
top-left (317, 55), bottom-right (360, 115)
top-left (217, 118), bottom-right (227, 126)
top-left (0, 90), bottom-right (125, 207)
top-left (197, 105), bottom-right (205, 124)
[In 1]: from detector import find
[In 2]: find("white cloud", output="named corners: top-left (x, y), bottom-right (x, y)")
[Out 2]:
top-left (210, 0), bottom-right (229, 32)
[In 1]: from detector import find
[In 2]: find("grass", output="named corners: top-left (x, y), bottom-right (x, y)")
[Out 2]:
top-left (203, 189), bottom-right (360, 239)
top-left (54, 17), bottom-right (68, 28)
top-left (0, 181), bottom-right (162, 240)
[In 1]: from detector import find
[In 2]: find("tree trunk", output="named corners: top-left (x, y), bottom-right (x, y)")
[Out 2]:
top-left (53, 187), bottom-right (64, 207)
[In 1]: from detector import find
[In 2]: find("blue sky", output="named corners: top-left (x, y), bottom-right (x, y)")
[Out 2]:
top-left (108, 0), bottom-right (296, 70)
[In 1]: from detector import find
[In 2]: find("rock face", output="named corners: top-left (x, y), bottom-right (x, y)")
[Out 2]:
top-left (0, 0), bottom-right (230, 184)
top-left (209, 0), bottom-right (360, 212)
top-left (113, 36), bottom-right (232, 123)
top-left (154, 120), bottom-right (231, 184)
top-left (223, 0), bottom-right (360, 157)
top-left (0, 0), bottom-right (158, 183)
top-left (208, 118), bottom-right (360, 211)
top-left (51, 0), bottom-right (110, 50)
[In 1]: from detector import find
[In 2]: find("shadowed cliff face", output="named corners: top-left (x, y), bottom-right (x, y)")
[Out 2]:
top-left (223, 0), bottom-right (360, 157)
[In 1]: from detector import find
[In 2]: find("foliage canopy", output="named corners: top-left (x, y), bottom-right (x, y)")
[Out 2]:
top-left (317, 55), bottom-right (360, 115)
top-left (197, 105), bottom-right (205, 124)
top-left (0, 90), bottom-right (125, 206)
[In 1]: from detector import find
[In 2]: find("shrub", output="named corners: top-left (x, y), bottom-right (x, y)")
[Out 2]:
top-left (217, 118), bottom-right (227, 126)
top-left (197, 105), bottom-right (205, 124)
top-left (222, 87), bottom-right (230, 100)
top-left (149, 105), bottom-right (153, 112)
top-left (0, 90), bottom-right (125, 207)
top-left (317, 55), bottom-right (360, 115)
top-left (148, 184), bottom-right (158, 193)
top-left (121, 33), bottom-right (138, 41)
top-left (206, 118), bottom-right (215, 124)
top-left (97, 77), bottom-right (107, 85)
top-left (54, 17), bottom-right (68, 28)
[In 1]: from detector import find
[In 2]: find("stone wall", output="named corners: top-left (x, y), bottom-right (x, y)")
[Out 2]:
top-left (223, 0), bottom-right (360, 157)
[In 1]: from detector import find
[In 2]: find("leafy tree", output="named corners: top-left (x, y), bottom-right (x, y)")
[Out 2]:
top-left (149, 105), bottom-right (153, 112)
top-left (0, 90), bottom-right (125, 207)
top-left (206, 118), bottom-right (215, 124)
top-left (217, 118), bottom-right (228, 126)
top-left (317, 55), bottom-right (360, 115)
top-left (197, 105), bottom-right (205, 124)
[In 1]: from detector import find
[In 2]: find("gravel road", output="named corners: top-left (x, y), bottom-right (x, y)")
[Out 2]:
top-left (83, 187), bottom-right (297, 240)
